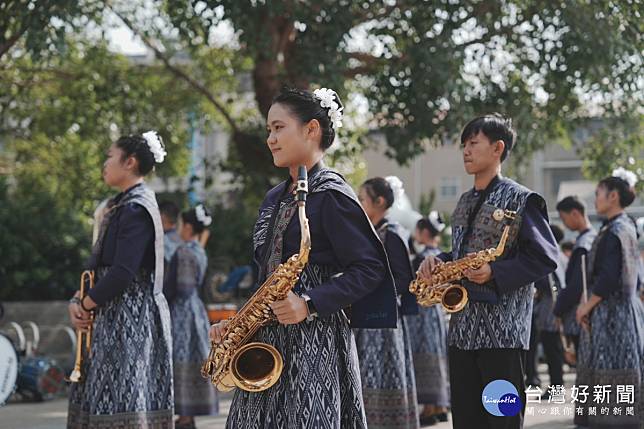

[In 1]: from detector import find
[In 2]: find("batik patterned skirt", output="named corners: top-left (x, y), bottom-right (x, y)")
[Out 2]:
top-left (354, 317), bottom-right (420, 429)
top-left (586, 295), bottom-right (644, 428)
top-left (68, 273), bottom-right (174, 429)
top-left (170, 291), bottom-right (218, 416)
top-left (225, 267), bottom-right (367, 429)
top-left (404, 306), bottom-right (450, 407)
top-left (574, 325), bottom-right (592, 427)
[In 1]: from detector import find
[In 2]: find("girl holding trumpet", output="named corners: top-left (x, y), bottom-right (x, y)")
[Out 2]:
top-left (67, 132), bottom-right (173, 429)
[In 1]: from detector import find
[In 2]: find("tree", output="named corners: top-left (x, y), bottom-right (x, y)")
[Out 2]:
top-left (158, 0), bottom-right (642, 170)
top-left (579, 115), bottom-right (644, 192)
top-left (0, 42), bottom-right (201, 299)
top-left (0, 0), bottom-right (103, 59)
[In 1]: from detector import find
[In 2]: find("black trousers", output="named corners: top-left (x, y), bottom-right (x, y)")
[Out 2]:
top-left (449, 347), bottom-right (526, 429)
top-left (539, 331), bottom-right (564, 386)
top-left (525, 315), bottom-right (540, 386)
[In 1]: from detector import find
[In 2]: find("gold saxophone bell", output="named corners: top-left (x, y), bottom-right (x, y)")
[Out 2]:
top-left (229, 342), bottom-right (284, 392)
top-left (440, 284), bottom-right (469, 313)
top-left (66, 270), bottom-right (94, 383)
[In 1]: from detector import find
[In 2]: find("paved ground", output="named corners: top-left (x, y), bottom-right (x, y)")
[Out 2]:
top-left (0, 364), bottom-right (579, 429)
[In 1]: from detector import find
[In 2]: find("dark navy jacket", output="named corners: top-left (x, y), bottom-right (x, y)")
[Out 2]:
top-left (253, 164), bottom-right (398, 328)
top-left (375, 219), bottom-right (418, 315)
top-left (87, 184), bottom-right (155, 305)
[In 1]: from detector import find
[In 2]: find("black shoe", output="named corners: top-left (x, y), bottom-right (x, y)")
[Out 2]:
top-left (419, 415), bottom-right (437, 427)
top-left (436, 412), bottom-right (449, 422)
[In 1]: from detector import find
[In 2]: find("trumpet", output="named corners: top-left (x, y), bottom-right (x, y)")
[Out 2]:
top-left (410, 210), bottom-right (516, 312)
top-left (67, 270), bottom-right (95, 383)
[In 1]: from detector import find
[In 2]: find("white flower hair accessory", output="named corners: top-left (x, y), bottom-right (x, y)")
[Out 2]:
top-left (195, 204), bottom-right (212, 227)
top-left (385, 176), bottom-right (405, 204)
top-left (313, 88), bottom-right (343, 129)
top-left (428, 210), bottom-right (446, 232)
top-left (612, 167), bottom-right (638, 188)
top-left (142, 131), bottom-right (167, 163)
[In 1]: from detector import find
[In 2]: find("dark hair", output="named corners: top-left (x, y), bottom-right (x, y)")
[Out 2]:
top-left (416, 218), bottom-right (440, 237)
top-left (272, 86), bottom-right (343, 150)
top-left (159, 201), bottom-right (180, 224)
top-left (361, 177), bottom-right (394, 209)
top-left (550, 224), bottom-right (565, 244)
top-left (181, 205), bottom-right (211, 234)
top-left (561, 241), bottom-right (574, 253)
top-left (115, 133), bottom-right (164, 176)
top-left (461, 113), bottom-right (516, 162)
top-left (556, 196), bottom-right (586, 215)
top-left (598, 176), bottom-right (636, 208)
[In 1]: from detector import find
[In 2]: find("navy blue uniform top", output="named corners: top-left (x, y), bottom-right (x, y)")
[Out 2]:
top-left (87, 185), bottom-right (155, 306)
top-left (258, 188), bottom-right (387, 319)
top-left (553, 229), bottom-right (592, 317)
top-left (438, 198), bottom-right (558, 295)
top-left (376, 219), bottom-right (417, 315)
top-left (589, 228), bottom-right (622, 299)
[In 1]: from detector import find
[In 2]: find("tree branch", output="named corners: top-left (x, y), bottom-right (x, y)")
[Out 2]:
top-left (0, 25), bottom-right (30, 59)
top-left (110, 7), bottom-right (239, 133)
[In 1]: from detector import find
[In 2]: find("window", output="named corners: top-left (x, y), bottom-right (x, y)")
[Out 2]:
top-left (439, 177), bottom-right (461, 200)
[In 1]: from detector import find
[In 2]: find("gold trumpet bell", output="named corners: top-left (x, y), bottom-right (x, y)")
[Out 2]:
top-left (230, 342), bottom-right (284, 392)
top-left (441, 284), bottom-right (468, 313)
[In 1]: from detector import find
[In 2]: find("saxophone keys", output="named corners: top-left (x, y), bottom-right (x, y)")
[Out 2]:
top-left (492, 209), bottom-right (505, 221)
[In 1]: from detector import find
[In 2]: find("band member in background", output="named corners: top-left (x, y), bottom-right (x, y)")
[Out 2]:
top-left (405, 212), bottom-right (450, 426)
top-left (67, 131), bottom-right (173, 428)
top-left (210, 87), bottom-right (398, 429)
top-left (160, 200), bottom-right (182, 266)
top-left (419, 114), bottom-right (558, 429)
top-left (575, 169), bottom-right (644, 428)
top-left (554, 195), bottom-right (597, 426)
top-left (554, 196), bottom-right (596, 355)
top-left (355, 176), bottom-right (419, 429)
top-left (164, 204), bottom-right (218, 428)
top-left (532, 224), bottom-right (566, 398)
top-left (560, 241), bottom-right (574, 259)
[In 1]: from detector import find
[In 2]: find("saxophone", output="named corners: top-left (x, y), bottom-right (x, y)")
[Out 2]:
top-left (409, 210), bottom-right (516, 312)
top-left (201, 166), bottom-right (311, 392)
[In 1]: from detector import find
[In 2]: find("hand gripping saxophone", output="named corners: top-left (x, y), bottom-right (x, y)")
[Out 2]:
top-left (409, 210), bottom-right (516, 312)
top-left (201, 166), bottom-right (311, 392)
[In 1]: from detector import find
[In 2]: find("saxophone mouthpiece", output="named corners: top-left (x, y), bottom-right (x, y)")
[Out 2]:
top-left (296, 166), bottom-right (308, 203)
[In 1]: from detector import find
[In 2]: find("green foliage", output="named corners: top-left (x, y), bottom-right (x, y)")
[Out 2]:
top-left (0, 0), bottom-right (103, 59)
top-left (0, 42), bottom-right (199, 299)
top-left (0, 176), bottom-right (92, 300)
top-left (580, 115), bottom-right (644, 192)
top-left (164, 0), bottom-right (642, 169)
